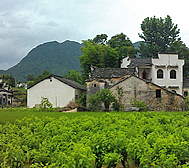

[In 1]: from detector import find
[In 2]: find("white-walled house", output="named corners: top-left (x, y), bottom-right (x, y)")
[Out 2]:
top-left (121, 53), bottom-right (184, 95)
top-left (27, 74), bottom-right (86, 108)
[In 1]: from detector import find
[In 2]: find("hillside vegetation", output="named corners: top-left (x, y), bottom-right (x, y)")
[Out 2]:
top-left (0, 40), bottom-right (83, 82)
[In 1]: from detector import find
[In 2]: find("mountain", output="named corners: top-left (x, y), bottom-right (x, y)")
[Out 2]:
top-left (133, 41), bottom-right (142, 58)
top-left (133, 41), bottom-right (142, 50)
top-left (0, 40), bottom-right (83, 82)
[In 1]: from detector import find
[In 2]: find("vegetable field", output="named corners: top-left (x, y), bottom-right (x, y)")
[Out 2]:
top-left (1, 111), bottom-right (189, 167)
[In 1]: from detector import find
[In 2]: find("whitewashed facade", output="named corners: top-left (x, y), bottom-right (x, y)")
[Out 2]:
top-left (121, 53), bottom-right (184, 95)
top-left (27, 75), bottom-right (85, 108)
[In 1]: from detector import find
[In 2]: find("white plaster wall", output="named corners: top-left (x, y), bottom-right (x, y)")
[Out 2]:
top-left (121, 56), bottom-right (130, 68)
top-left (27, 77), bottom-right (75, 108)
top-left (151, 53), bottom-right (184, 94)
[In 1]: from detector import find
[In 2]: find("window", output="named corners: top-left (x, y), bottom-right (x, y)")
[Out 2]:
top-left (93, 84), bottom-right (96, 87)
top-left (170, 70), bottom-right (176, 79)
top-left (184, 90), bottom-right (188, 97)
top-left (142, 71), bottom-right (147, 79)
top-left (157, 69), bottom-right (163, 79)
top-left (156, 89), bottom-right (161, 98)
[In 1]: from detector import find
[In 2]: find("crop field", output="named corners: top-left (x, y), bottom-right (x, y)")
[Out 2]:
top-left (0, 108), bottom-right (107, 124)
top-left (1, 109), bottom-right (189, 167)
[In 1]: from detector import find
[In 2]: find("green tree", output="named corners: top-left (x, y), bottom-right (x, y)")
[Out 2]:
top-left (138, 15), bottom-right (181, 57)
top-left (27, 70), bottom-right (50, 88)
top-left (34, 70), bottom-right (50, 83)
top-left (39, 97), bottom-right (52, 111)
top-left (169, 40), bottom-right (189, 76)
top-left (64, 69), bottom-right (84, 85)
top-left (93, 34), bottom-right (108, 44)
top-left (87, 88), bottom-right (116, 111)
top-left (79, 41), bottom-right (119, 80)
top-left (27, 74), bottom-right (35, 82)
top-left (108, 33), bottom-right (136, 66)
top-left (0, 74), bottom-right (15, 87)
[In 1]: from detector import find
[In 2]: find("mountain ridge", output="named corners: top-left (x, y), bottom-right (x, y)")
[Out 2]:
top-left (0, 40), bottom-right (141, 82)
top-left (0, 40), bottom-right (83, 82)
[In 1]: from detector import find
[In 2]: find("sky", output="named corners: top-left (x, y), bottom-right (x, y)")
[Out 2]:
top-left (0, 0), bottom-right (189, 70)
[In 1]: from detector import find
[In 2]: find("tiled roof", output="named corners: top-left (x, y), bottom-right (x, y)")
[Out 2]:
top-left (0, 88), bottom-right (13, 94)
top-left (90, 67), bottom-right (134, 79)
top-left (53, 75), bottom-right (86, 90)
top-left (183, 77), bottom-right (189, 88)
top-left (28, 74), bottom-right (86, 91)
top-left (128, 58), bottom-right (152, 67)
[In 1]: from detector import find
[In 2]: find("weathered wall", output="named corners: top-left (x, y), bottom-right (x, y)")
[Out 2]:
top-left (110, 76), bottom-right (184, 111)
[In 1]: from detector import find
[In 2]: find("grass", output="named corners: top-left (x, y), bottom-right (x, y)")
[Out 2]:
top-left (0, 108), bottom-right (109, 124)
top-left (0, 108), bottom-right (186, 125)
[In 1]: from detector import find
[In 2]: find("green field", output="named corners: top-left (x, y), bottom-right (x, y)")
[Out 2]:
top-left (1, 109), bottom-right (189, 167)
top-left (0, 108), bottom-right (109, 124)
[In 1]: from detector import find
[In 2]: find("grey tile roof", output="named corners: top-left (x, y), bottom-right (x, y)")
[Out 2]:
top-left (128, 58), bottom-right (152, 67)
top-left (53, 75), bottom-right (86, 91)
top-left (90, 68), bottom-right (135, 79)
top-left (28, 74), bottom-right (86, 91)
top-left (183, 77), bottom-right (189, 88)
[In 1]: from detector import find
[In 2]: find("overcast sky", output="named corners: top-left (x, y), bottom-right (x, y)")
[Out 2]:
top-left (1, 0), bottom-right (189, 70)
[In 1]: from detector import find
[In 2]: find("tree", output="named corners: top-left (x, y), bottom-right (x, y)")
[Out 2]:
top-left (39, 97), bottom-right (52, 111)
top-left (64, 70), bottom-right (84, 85)
top-left (108, 33), bottom-right (136, 66)
top-left (27, 70), bottom-right (50, 88)
top-left (79, 41), bottom-right (119, 80)
top-left (27, 74), bottom-right (35, 82)
top-left (79, 33), bottom-right (136, 80)
top-left (138, 15), bottom-right (181, 57)
top-left (93, 34), bottom-right (108, 44)
top-left (34, 70), bottom-right (50, 83)
top-left (0, 74), bottom-right (15, 87)
top-left (169, 40), bottom-right (189, 76)
top-left (87, 88), bottom-right (116, 111)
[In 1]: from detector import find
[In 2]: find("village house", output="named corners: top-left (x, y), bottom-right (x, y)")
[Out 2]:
top-left (109, 75), bottom-right (184, 111)
top-left (86, 53), bottom-right (186, 111)
top-left (27, 74), bottom-right (86, 108)
top-left (0, 77), bottom-right (14, 107)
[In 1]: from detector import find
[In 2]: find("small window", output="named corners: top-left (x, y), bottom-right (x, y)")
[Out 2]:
top-left (170, 70), bottom-right (176, 79)
top-left (156, 89), bottom-right (161, 98)
top-left (184, 90), bottom-right (188, 97)
top-left (50, 77), bottom-right (52, 82)
top-left (143, 71), bottom-right (147, 79)
top-left (94, 84), bottom-right (97, 87)
top-left (157, 69), bottom-right (163, 79)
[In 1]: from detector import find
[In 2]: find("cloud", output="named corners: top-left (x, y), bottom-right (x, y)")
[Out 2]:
top-left (0, 0), bottom-right (189, 70)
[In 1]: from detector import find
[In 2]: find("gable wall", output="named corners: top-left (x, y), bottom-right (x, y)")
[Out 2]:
top-left (27, 77), bottom-right (75, 108)
top-left (110, 76), bottom-right (184, 111)
top-left (151, 53), bottom-right (184, 94)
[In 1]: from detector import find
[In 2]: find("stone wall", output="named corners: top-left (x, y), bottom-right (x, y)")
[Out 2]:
top-left (110, 76), bottom-right (184, 111)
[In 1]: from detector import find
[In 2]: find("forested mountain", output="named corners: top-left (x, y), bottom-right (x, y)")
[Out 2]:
top-left (0, 40), bottom-right (83, 82)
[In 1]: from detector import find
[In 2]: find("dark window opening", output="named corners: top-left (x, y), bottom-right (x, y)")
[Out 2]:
top-left (170, 70), bottom-right (176, 79)
top-left (94, 84), bottom-right (97, 87)
top-left (75, 95), bottom-right (79, 99)
top-left (156, 89), bottom-right (161, 98)
top-left (184, 90), bottom-right (188, 97)
top-left (157, 69), bottom-right (163, 79)
top-left (143, 71), bottom-right (147, 79)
